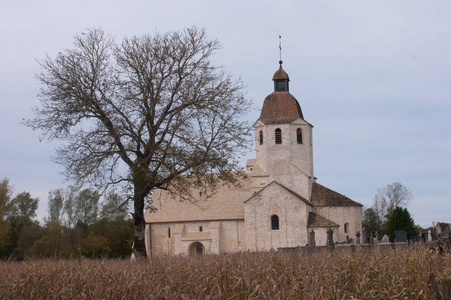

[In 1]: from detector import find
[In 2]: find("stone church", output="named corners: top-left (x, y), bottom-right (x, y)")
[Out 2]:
top-left (144, 61), bottom-right (363, 256)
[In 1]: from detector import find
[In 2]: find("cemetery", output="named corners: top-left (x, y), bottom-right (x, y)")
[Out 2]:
top-left (279, 223), bottom-right (451, 255)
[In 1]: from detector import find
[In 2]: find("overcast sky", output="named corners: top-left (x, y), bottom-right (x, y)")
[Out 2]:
top-left (1, 0), bottom-right (450, 227)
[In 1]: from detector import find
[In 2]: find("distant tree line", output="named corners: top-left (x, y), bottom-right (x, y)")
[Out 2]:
top-left (0, 178), bottom-right (133, 260)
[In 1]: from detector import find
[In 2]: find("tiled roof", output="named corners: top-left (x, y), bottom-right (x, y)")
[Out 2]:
top-left (311, 182), bottom-right (362, 207)
top-left (259, 91), bottom-right (304, 124)
top-left (145, 176), bottom-right (253, 223)
top-left (307, 212), bottom-right (339, 228)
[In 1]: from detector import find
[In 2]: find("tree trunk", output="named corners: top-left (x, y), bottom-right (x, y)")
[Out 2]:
top-left (132, 189), bottom-right (147, 260)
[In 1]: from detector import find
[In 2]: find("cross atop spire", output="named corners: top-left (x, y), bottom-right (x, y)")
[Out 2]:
top-left (279, 35), bottom-right (283, 67)
top-left (273, 35), bottom-right (289, 91)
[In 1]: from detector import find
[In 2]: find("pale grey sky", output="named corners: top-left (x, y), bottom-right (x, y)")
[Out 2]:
top-left (1, 0), bottom-right (450, 227)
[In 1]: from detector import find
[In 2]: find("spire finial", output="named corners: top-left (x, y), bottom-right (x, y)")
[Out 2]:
top-left (279, 35), bottom-right (283, 67)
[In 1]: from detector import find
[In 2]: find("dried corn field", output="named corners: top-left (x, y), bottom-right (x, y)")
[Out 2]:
top-left (1, 246), bottom-right (450, 299)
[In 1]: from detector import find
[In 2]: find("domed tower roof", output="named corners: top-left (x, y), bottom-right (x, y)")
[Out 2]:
top-left (259, 61), bottom-right (304, 124)
top-left (272, 61), bottom-right (290, 81)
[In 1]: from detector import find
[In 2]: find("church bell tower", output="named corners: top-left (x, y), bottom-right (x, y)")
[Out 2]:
top-left (253, 60), bottom-right (315, 200)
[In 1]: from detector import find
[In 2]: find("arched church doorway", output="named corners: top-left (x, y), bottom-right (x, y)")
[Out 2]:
top-left (189, 242), bottom-right (204, 256)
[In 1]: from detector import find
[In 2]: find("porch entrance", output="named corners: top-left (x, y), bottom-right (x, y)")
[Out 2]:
top-left (189, 242), bottom-right (204, 256)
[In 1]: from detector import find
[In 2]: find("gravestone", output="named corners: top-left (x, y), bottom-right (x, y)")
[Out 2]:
top-left (381, 234), bottom-right (389, 243)
top-left (428, 230), bottom-right (432, 242)
top-left (395, 230), bottom-right (407, 243)
top-left (326, 228), bottom-right (334, 245)
top-left (346, 235), bottom-right (350, 244)
top-left (356, 231), bottom-right (361, 244)
top-left (362, 228), bottom-right (367, 244)
top-left (309, 230), bottom-right (316, 247)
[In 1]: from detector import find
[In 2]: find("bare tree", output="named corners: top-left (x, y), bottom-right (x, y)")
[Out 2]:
top-left (371, 194), bottom-right (388, 224)
top-left (372, 182), bottom-right (413, 223)
top-left (45, 189), bottom-right (65, 226)
top-left (378, 182), bottom-right (413, 212)
top-left (26, 28), bottom-right (252, 258)
top-left (63, 187), bottom-right (78, 228)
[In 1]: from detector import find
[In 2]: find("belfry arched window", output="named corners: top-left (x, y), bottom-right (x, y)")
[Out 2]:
top-left (297, 128), bottom-right (303, 144)
top-left (271, 215), bottom-right (279, 230)
top-left (275, 128), bottom-right (282, 144)
top-left (259, 130), bottom-right (263, 145)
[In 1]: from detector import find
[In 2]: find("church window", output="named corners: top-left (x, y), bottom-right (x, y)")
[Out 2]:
top-left (297, 128), bottom-right (303, 144)
top-left (271, 215), bottom-right (279, 230)
top-left (168, 227), bottom-right (171, 238)
top-left (199, 226), bottom-right (203, 232)
top-left (344, 223), bottom-right (349, 234)
top-left (275, 128), bottom-right (282, 144)
top-left (259, 131), bottom-right (263, 145)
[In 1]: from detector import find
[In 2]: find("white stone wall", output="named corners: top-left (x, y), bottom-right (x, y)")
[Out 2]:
top-left (254, 118), bottom-right (314, 200)
top-left (289, 120), bottom-right (314, 179)
top-left (313, 206), bottom-right (362, 243)
top-left (244, 182), bottom-right (311, 251)
top-left (308, 227), bottom-right (339, 246)
top-left (147, 219), bottom-right (245, 256)
top-left (219, 220), bottom-right (245, 253)
top-left (146, 223), bottom-right (175, 256)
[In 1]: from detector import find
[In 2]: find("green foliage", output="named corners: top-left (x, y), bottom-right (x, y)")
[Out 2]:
top-left (28, 223), bottom-right (72, 258)
top-left (0, 180), bottom-right (41, 259)
top-left (386, 207), bottom-right (416, 242)
top-left (0, 178), bottom-right (13, 218)
top-left (0, 180), bottom-right (133, 260)
top-left (10, 192), bottom-right (39, 218)
top-left (26, 218), bottom-right (133, 259)
top-left (15, 222), bottom-right (45, 259)
top-left (0, 178), bottom-right (13, 254)
top-left (91, 218), bottom-right (133, 258)
top-left (0, 222), bottom-right (10, 257)
top-left (362, 207), bottom-right (383, 241)
top-left (3, 215), bottom-right (32, 257)
top-left (77, 232), bottom-right (111, 258)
